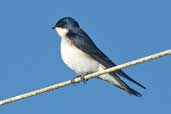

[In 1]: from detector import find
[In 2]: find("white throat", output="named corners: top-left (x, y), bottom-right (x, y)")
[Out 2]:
top-left (55, 27), bottom-right (68, 37)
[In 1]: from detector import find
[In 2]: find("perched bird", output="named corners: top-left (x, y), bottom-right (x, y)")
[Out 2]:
top-left (52, 17), bottom-right (146, 97)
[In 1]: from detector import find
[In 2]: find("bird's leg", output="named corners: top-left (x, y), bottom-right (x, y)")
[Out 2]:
top-left (71, 73), bottom-right (89, 84)
top-left (71, 75), bottom-right (81, 84)
top-left (81, 73), bottom-right (89, 84)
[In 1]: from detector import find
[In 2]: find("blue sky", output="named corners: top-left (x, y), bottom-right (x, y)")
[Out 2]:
top-left (0, 0), bottom-right (171, 113)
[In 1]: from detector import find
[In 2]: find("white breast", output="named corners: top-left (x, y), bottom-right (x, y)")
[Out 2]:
top-left (56, 27), bottom-right (121, 87)
top-left (60, 37), bottom-right (100, 75)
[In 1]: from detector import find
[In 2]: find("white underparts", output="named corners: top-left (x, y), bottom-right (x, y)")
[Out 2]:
top-left (56, 27), bottom-right (122, 88)
top-left (60, 37), bottom-right (99, 74)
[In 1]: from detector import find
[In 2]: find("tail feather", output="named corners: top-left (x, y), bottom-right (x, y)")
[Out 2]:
top-left (127, 87), bottom-right (142, 97)
top-left (113, 75), bottom-right (142, 97)
top-left (99, 73), bottom-right (142, 97)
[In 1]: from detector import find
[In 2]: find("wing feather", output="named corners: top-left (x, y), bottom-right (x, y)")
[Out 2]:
top-left (66, 28), bottom-right (146, 89)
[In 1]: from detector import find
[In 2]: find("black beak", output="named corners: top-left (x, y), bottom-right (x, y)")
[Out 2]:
top-left (52, 26), bottom-right (55, 30)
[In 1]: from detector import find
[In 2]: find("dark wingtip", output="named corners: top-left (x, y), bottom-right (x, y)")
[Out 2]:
top-left (116, 71), bottom-right (146, 89)
top-left (136, 83), bottom-right (146, 90)
top-left (141, 85), bottom-right (147, 90)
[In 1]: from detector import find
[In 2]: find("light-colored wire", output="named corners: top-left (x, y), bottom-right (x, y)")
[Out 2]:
top-left (0, 49), bottom-right (171, 106)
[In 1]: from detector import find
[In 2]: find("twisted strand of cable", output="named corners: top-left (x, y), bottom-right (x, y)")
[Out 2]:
top-left (0, 49), bottom-right (170, 106)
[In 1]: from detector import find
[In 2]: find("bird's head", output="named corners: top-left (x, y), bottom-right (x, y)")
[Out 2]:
top-left (52, 17), bottom-right (80, 30)
top-left (52, 17), bottom-right (80, 37)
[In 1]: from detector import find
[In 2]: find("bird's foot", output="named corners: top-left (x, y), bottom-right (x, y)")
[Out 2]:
top-left (71, 74), bottom-right (89, 84)
top-left (71, 75), bottom-right (81, 85)
top-left (80, 75), bottom-right (89, 84)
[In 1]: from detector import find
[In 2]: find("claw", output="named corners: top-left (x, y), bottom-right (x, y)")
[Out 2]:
top-left (81, 75), bottom-right (88, 84)
top-left (71, 74), bottom-right (89, 84)
top-left (71, 75), bottom-right (81, 85)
